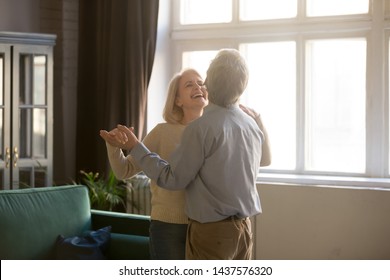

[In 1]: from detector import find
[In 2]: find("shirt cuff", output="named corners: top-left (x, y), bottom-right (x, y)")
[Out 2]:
top-left (130, 142), bottom-right (151, 161)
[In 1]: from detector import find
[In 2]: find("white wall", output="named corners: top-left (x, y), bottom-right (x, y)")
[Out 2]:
top-left (255, 183), bottom-right (390, 259)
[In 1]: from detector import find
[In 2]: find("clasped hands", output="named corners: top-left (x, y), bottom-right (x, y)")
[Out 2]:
top-left (99, 125), bottom-right (140, 151)
top-left (100, 105), bottom-right (260, 151)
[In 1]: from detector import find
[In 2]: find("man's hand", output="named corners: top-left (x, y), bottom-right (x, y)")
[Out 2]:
top-left (116, 125), bottom-right (140, 150)
top-left (99, 125), bottom-right (140, 150)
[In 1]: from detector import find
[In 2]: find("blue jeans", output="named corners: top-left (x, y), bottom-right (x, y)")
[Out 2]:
top-left (149, 220), bottom-right (188, 260)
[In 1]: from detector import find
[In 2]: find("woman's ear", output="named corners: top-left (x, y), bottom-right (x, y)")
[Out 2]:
top-left (175, 96), bottom-right (183, 107)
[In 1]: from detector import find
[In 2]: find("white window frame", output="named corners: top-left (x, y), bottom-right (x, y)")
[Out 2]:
top-left (170, 0), bottom-right (390, 189)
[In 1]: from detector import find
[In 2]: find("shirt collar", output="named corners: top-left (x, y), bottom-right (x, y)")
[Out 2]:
top-left (204, 102), bottom-right (240, 113)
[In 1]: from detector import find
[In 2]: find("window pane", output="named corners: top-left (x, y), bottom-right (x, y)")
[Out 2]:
top-left (182, 50), bottom-right (218, 79)
top-left (307, 0), bottom-right (369, 17)
top-left (33, 108), bottom-right (46, 158)
top-left (0, 55), bottom-right (3, 105)
top-left (240, 0), bottom-right (297, 21)
top-left (0, 56), bottom-right (3, 161)
top-left (180, 0), bottom-right (232, 25)
top-left (0, 109), bottom-right (2, 160)
top-left (19, 168), bottom-right (32, 188)
top-left (241, 42), bottom-right (296, 170)
top-left (19, 167), bottom-right (46, 188)
top-left (33, 55), bottom-right (46, 105)
top-left (306, 39), bottom-right (366, 173)
top-left (0, 109), bottom-right (2, 159)
top-left (19, 108), bottom-right (32, 158)
top-left (34, 167), bottom-right (47, 187)
top-left (20, 55), bottom-right (33, 105)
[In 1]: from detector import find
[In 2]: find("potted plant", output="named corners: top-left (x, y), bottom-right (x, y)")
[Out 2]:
top-left (79, 170), bottom-right (128, 212)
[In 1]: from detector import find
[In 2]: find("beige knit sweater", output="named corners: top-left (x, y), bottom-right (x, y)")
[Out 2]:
top-left (106, 123), bottom-right (188, 224)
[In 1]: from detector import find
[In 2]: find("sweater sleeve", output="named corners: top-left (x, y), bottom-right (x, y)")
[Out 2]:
top-left (106, 124), bottom-right (164, 180)
top-left (253, 115), bottom-right (272, 167)
top-left (106, 143), bottom-right (141, 180)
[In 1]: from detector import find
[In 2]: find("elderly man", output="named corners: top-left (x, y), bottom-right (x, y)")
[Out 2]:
top-left (110, 49), bottom-right (270, 259)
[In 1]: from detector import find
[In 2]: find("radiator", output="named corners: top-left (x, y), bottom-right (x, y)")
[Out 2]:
top-left (126, 174), bottom-right (151, 215)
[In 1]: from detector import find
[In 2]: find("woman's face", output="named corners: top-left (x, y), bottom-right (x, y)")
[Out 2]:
top-left (175, 71), bottom-right (208, 111)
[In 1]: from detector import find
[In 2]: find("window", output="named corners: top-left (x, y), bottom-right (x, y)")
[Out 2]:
top-left (306, 0), bottom-right (369, 17)
top-left (305, 39), bottom-right (366, 173)
top-left (182, 50), bottom-right (218, 80)
top-left (240, 41), bottom-right (296, 170)
top-left (179, 0), bottom-right (232, 25)
top-left (174, 0), bottom-right (390, 187)
top-left (240, 0), bottom-right (297, 21)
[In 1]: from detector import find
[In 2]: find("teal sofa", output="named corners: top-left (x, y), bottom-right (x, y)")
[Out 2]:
top-left (0, 185), bottom-right (150, 260)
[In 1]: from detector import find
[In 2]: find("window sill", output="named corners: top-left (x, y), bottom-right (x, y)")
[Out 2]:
top-left (257, 173), bottom-right (390, 191)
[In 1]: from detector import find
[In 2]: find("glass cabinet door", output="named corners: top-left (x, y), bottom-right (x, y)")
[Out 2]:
top-left (12, 45), bottom-right (53, 188)
top-left (0, 32), bottom-right (55, 190)
top-left (0, 45), bottom-right (11, 189)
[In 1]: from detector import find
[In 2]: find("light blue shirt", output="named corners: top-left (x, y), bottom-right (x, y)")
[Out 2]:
top-left (131, 103), bottom-right (263, 223)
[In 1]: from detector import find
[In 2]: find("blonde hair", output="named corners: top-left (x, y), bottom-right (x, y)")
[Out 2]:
top-left (163, 68), bottom-right (203, 124)
top-left (205, 49), bottom-right (248, 107)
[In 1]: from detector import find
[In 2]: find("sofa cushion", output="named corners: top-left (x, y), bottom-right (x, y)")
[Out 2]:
top-left (55, 226), bottom-right (111, 260)
top-left (0, 185), bottom-right (92, 259)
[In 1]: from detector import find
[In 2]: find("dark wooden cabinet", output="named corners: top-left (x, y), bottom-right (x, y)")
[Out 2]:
top-left (0, 32), bottom-right (55, 189)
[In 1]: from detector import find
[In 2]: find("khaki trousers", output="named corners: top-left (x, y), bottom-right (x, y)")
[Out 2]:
top-left (186, 217), bottom-right (253, 260)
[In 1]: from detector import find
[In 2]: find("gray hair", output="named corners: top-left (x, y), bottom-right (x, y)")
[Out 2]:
top-left (205, 49), bottom-right (248, 107)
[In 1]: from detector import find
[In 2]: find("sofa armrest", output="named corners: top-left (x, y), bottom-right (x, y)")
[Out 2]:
top-left (91, 210), bottom-right (150, 260)
top-left (91, 209), bottom-right (150, 236)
